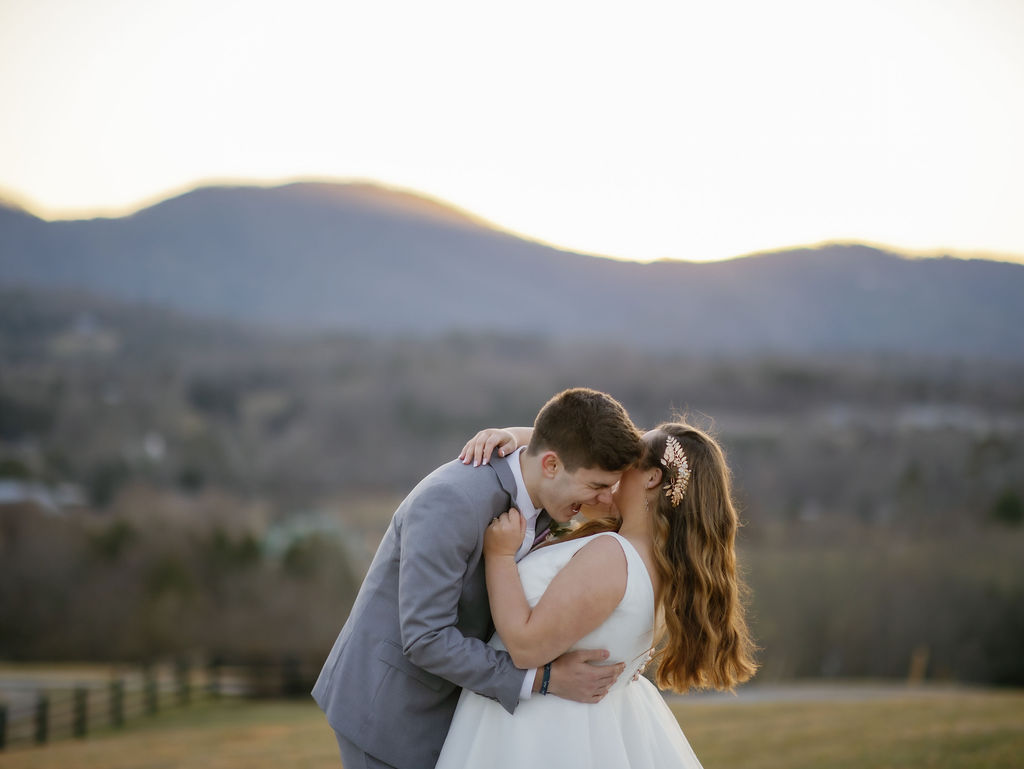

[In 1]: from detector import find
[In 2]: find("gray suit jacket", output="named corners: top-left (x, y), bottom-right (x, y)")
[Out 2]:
top-left (312, 456), bottom-right (527, 769)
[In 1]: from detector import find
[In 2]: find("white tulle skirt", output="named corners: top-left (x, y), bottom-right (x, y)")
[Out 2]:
top-left (435, 676), bottom-right (704, 769)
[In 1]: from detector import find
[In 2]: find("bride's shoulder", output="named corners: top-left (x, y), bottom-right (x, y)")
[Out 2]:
top-left (568, 532), bottom-right (628, 568)
top-left (547, 529), bottom-right (622, 552)
top-left (554, 534), bottom-right (629, 599)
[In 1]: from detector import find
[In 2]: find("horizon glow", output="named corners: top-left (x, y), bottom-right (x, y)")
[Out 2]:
top-left (1, 0), bottom-right (1023, 263)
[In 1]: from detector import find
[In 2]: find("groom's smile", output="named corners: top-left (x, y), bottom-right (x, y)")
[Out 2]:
top-left (542, 464), bottom-right (622, 523)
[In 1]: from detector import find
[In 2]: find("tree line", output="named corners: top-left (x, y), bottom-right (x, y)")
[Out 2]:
top-left (1, 291), bottom-right (1022, 684)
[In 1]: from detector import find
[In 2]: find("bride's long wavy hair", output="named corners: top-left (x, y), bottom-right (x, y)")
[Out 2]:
top-left (557, 421), bottom-right (757, 692)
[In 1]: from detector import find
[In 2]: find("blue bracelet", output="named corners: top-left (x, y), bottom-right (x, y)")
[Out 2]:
top-left (540, 663), bottom-right (551, 695)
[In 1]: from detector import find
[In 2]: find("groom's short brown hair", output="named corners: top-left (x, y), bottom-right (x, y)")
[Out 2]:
top-left (527, 388), bottom-right (643, 472)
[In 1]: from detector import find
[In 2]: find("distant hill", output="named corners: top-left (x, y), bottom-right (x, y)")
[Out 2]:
top-left (1, 181), bottom-right (1022, 357)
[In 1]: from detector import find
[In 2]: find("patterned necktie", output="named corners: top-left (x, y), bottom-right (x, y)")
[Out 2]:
top-left (531, 510), bottom-right (552, 549)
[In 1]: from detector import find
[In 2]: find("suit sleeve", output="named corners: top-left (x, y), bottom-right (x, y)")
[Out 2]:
top-left (396, 479), bottom-right (525, 714)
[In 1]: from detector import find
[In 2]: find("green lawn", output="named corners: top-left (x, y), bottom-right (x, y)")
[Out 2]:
top-left (1, 689), bottom-right (1021, 769)
top-left (673, 689), bottom-right (1024, 769)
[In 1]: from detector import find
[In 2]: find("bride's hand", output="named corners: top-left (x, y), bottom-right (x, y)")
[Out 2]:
top-left (460, 428), bottom-right (518, 466)
top-left (485, 509), bottom-right (527, 558)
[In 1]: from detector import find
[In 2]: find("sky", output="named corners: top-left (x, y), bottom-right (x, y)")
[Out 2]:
top-left (1, 0), bottom-right (1023, 263)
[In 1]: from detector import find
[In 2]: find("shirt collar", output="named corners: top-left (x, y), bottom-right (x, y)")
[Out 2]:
top-left (507, 447), bottom-right (541, 525)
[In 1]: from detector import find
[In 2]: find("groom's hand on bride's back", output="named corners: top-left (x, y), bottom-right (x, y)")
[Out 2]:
top-left (543, 649), bottom-right (625, 703)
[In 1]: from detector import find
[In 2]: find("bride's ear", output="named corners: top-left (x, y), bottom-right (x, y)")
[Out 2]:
top-left (645, 467), bottom-right (663, 489)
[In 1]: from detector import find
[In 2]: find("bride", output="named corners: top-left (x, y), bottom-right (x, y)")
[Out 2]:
top-left (436, 422), bottom-right (757, 768)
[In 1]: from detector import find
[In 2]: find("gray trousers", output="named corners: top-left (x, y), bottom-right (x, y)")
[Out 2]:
top-left (334, 730), bottom-right (400, 769)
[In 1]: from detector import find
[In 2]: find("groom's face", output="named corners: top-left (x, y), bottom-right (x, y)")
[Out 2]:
top-left (541, 455), bottom-right (622, 523)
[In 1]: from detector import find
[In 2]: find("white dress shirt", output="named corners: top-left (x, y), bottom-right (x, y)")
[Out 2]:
top-left (507, 447), bottom-right (544, 562)
top-left (505, 447), bottom-right (541, 699)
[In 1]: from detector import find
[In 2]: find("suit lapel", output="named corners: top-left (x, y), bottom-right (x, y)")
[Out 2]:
top-left (490, 455), bottom-right (518, 509)
top-left (491, 456), bottom-right (550, 548)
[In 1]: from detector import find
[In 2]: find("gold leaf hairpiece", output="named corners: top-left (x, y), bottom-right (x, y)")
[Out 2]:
top-left (661, 435), bottom-right (691, 507)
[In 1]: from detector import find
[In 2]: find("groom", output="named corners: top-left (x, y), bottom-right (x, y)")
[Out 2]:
top-left (312, 388), bottom-right (644, 769)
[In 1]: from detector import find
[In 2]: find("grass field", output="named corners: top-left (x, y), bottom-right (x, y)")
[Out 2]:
top-left (0, 689), bottom-right (1021, 769)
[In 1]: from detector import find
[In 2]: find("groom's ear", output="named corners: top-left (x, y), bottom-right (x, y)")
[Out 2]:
top-left (540, 451), bottom-right (560, 478)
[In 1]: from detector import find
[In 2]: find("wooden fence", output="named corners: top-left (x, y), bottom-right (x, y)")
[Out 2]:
top-left (0, 658), bottom-right (319, 751)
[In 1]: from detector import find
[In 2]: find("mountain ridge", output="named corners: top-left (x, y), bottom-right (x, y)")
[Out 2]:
top-left (1, 181), bottom-right (1022, 358)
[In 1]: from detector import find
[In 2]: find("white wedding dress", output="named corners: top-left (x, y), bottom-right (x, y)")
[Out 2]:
top-left (435, 532), bottom-right (704, 768)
